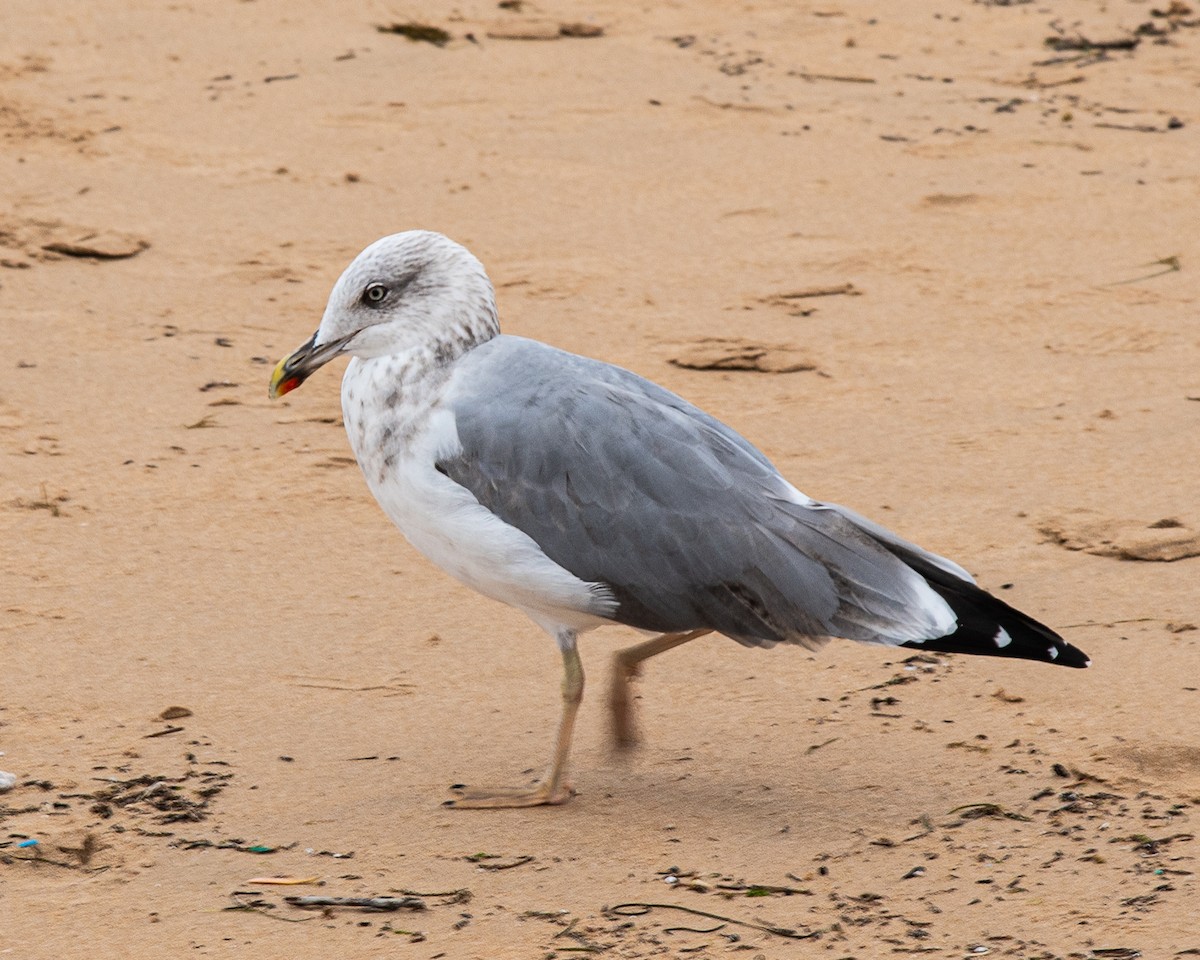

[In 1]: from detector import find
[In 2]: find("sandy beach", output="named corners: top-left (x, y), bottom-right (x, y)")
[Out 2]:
top-left (2, 1), bottom-right (1199, 956)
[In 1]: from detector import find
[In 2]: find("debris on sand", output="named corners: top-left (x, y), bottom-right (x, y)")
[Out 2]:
top-left (668, 337), bottom-right (818, 374)
top-left (285, 895), bottom-right (425, 911)
top-left (42, 229), bottom-right (149, 260)
top-left (376, 23), bottom-right (452, 47)
top-left (1039, 511), bottom-right (1200, 562)
top-left (486, 20), bottom-right (604, 40)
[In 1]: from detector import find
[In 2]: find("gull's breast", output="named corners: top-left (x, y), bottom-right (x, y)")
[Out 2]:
top-left (341, 355), bottom-right (615, 633)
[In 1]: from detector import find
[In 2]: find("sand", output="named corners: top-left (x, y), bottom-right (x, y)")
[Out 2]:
top-left (2, 0), bottom-right (1199, 956)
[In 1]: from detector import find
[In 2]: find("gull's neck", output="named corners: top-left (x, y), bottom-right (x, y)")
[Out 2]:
top-left (342, 337), bottom-right (473, 474)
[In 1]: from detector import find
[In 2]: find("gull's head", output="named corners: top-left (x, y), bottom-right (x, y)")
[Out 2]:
top-left (269, 230), bottom-right (499, 398)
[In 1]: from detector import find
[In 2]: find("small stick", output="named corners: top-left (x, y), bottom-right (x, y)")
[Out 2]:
top-left (792, 72), bottom-right (875, 84)
top-left (3, 853), bottom-right (79, 870)
top-left (285, 895), bottom-right (425, 911)
top-left (949, 802), bottom-right (1031, 822)
top-left (714, 882), bottom-right (811, 895)
top-left (606, 902), bottom-right (817, 940)
top-left (770, 283), bottom-right (859, 300)
top-left (1094, 122), bottom-right (1163, 133)
top-left (1106, 256), bottom-right (1181, 286)
top-left (1045, 35), bottom-right (1139, 52)
top-left (1023, 75), bottom-right (1086, 89)
top-left (471, 854), bottom-right (534, 871)
top-left (143, 726), bottom-right (185, 739)
top-left (226, 896), bottom-right (313, 922)
top-left (1061, 616), bottom-right (1158, 629)
top-left (394, 887), bottom-right (472, 903)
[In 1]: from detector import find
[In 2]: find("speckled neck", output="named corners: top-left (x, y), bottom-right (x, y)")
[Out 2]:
top-left (340, 347), bottom-right (458, 485)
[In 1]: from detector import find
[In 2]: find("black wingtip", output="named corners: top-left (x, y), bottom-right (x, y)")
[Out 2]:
top-left (1055, 645), bottom-right (1091, 669)
top-left (901, 613), bottom-right (1090, 668)
top-left (897, 562), bottom-right (1090, 669)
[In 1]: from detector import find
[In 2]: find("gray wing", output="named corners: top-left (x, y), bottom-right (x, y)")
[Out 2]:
top-left (437, 336), bottom-right (959, 648)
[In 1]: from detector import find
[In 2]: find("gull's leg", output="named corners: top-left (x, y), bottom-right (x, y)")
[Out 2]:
top-left (445, 640), bottom-right (584, 809)
top-left (609, 629), bottom-right (711, 750)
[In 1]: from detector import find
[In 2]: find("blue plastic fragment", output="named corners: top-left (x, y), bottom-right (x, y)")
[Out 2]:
top-left (17, 839), bottom-right (39, 848)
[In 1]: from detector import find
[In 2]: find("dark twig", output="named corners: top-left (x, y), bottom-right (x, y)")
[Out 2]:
top-left (226, 895), bottom-right (314, 922)
top-left (606, 902), bottom-right (817, 940)
top-left (1107, 256), bottom-right (1181, 285)
top-left (143, 726), bottom-right (185, 739)
top-left (769, 283), bottom-right (859, 300)
top-left (377, 23), bottom-right (451, 46)
top-left (715, 882), bottom-right (811, 896)
top-left (792, 72), bottom-right (875, 84)
top-left (285, 895), bottom-right (425, 911)
top-left (1045, 33), bottom-right (1139, 52)
top-left (1095, 122), bottom-right (1163, 133)
top-left (1061, 616), bottom-right (1158, 629)
top-left (949, 802), bottom-right (1032, 822)
top-left (394, 887), bottom-right (472, 904)
top-left (466, 853), bottom-right (535, 870)
top-left (3, 852), bottom-right (80, 869)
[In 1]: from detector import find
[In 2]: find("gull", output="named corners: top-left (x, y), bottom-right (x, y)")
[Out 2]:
top-left (269, 231), bottom-right (1089, 809)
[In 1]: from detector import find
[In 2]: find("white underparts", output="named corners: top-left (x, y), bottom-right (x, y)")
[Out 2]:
top-left (341, 355), bottom-right (616, 640)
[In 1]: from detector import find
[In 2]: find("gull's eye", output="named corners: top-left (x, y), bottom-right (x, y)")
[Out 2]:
top-left (363, 282), bottom-right (388, 305)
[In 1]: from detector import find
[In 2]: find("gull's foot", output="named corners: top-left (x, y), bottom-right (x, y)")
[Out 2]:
top-left (443, 779), bottom-right (576, 809)
top-left (608, 668), bottom-right (642, 752)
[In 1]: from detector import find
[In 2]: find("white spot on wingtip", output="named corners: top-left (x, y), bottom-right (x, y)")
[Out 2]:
top-left (994, 627), bottom-right (1013, 649)
top-left (1048, 646), bottom-right (1059, 660)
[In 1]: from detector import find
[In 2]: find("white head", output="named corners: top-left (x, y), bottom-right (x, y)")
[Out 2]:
top-left (270, 231), bottom-right (499, 397)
